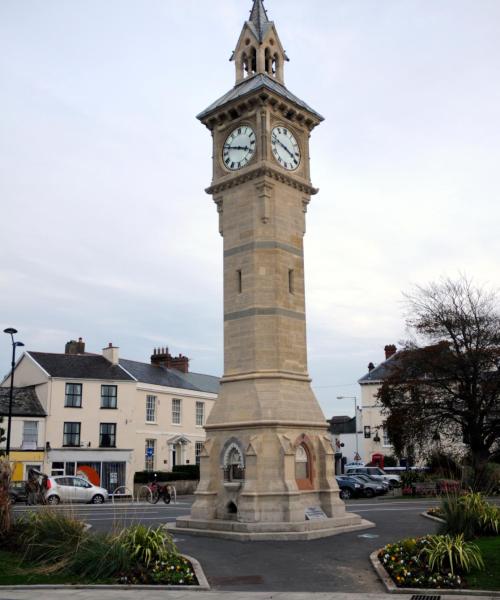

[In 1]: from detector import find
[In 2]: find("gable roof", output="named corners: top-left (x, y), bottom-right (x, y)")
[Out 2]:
top-left (28, 352), bottom-right (134, 381)
top-left (328, 415), bottom-right (356, 435)
top-left (119, 359), bottom-right (219, 394)
top-left (0, 386), bottom-right (46, 417)
top-left (24, 351), bottom-right (219, 395)
top-left (358, 355), bottom-right (397, 384)
top-left (197, 73), bottom-right (323, 122)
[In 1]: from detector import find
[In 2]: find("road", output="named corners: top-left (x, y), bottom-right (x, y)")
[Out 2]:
top-left (12, 496), bottom-right (445, 592)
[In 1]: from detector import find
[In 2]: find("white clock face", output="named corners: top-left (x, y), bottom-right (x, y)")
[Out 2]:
top-left (223, 125), bottom-right (256, 171)
top-left (271, 126), bottom-right (301, 171)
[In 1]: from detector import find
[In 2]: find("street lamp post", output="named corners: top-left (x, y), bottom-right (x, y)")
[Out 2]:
top-left (336, 396), bottom-right (360, 461)
top-left (3, 328), bottom-right (24, 458)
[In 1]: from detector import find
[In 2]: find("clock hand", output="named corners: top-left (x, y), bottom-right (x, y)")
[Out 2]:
top-left (228, 145), bottom-right (250, 151)
top-left (272, 137), bottom-right (294, 158)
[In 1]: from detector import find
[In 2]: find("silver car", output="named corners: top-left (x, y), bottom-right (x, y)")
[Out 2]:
top-left (45, 476), bottom-right (109, 505)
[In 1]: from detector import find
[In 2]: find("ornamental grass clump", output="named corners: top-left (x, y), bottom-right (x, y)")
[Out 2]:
top-left (115, 524), bottom-right (197, 585)
top-left (378, 534), bottom-right (484, 589)
top-left (420, 534), bottom-right (484, 575)
top-left (440, 491), bottom-right (500, 538)
top-left (10, 511), bottom-right (197, 585)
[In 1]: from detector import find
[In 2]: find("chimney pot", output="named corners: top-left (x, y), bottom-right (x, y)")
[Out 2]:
top-left (150, 347), bottom-right (189, 373)
top-left (384, 344), bottom-right (397, 360)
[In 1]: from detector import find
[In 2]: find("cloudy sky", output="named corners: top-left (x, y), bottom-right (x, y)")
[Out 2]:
top-left (1, 0), bottom-right (499, 417)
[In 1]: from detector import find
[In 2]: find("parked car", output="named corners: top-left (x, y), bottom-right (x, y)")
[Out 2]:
top-left (345, 466), bottom-right (400, 487)
top-left (44, 476), bottom-right (109, 505)
top-left (335, 476), bottom-right (364, 500)
top-left (351, 474), bottom-right (389, 494)
top-left (8, 481), bottom-right (28, 504)
top-left (344, 475), bottom-right (386, 498)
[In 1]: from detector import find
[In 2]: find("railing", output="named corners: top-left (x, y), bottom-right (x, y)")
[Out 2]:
top-left (136, 485), bottom-right (153, 503)
top-left (111, 486), bottom-right (133, 503)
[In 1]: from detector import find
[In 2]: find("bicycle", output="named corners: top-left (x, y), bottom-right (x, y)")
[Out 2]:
top-left (146, 481), bottom-right (171, 504)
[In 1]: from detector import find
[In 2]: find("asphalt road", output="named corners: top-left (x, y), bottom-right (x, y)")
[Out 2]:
top-left (12, 496), bottom-right (444, 592)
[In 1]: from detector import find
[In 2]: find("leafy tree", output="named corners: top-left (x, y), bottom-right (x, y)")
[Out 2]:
top-left (378, 276), bottom-right (500, 486)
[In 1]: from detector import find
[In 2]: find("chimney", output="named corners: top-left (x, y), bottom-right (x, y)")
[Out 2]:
top-left (384, 344), bottom-right (397, 360)
top-left (65, 337), bottom-right (85, 354)
top-left (367, 362), bottom-right (375, 372)
top-left (150, 347), bottom-right (189, 373)
top-left (103, 342), bottom-right (119, 365)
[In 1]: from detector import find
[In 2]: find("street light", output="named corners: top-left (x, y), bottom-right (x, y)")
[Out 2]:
top-left (3, 328), bottom-right (24, 458)
top-left (336, 395), bottom-right (360, 461)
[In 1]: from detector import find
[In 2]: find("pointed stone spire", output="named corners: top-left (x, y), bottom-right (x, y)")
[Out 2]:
top-left (249, 0), bottom-right (270, 42)
top-left (232, 0), bottom-right (288, 85)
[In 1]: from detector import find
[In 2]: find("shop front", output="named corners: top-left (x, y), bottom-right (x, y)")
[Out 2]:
top-left (46, 448), bottom-right (133, 494)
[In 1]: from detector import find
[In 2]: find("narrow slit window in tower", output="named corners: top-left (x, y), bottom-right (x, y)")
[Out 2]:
top-left (288, 269), bottom-right (294, 294)
top-left (237, 269), bottom-right (242, 294)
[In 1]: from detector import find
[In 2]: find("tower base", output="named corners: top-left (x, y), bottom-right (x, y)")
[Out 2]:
top-left (168, 514), bottom-right (374, 541)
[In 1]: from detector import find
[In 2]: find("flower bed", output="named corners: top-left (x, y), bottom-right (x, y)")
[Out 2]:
top-left (2, 511), bottom-right (200, 586)
top-left (378, 536), bottom-right (464, 589)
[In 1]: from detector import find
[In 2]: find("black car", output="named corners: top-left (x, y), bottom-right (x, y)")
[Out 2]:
top-left (8, 481), bottom-right (28, 504)
top-left (348, 474), bottom-right (387, 497)
top-left (335, 476), bottom-right (364, 500)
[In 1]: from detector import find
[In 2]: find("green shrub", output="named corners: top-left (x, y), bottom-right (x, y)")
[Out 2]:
top-left (18, 509), bottom-right (86, 566)
top-left (11, 509), bottom-right (197, 585)
top-left (172, 464), bottom-right (200, 478)
top-left (426, 451), bottom-right (462, 478)
top-left (117, 524), bottom-right (177, 567)
top-left (420, 534), bottom-right (484, 575)
top-left (68, 534), bottom-right (133, 581)
top-left (383, 455), bottom-right (398, 467)
top-left (440, 491), bottom-right (500, 538)
top-left (134, 470), bottom-right (198, 484)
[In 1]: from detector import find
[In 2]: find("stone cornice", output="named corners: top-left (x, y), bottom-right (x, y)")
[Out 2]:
top-left (206, 165), bottom-right (318, 196)
top-left (204, 420), bottom-right (329, 431)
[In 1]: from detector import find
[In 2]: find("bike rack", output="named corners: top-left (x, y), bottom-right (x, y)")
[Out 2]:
top-left (166, 484), bottom-right (177, 504)
top-left (111, 486), bottom-right (133, 503)
top-left (136, 485), bottom-right (153, 504)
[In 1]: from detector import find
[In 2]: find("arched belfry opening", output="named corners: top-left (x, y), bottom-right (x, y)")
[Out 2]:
top-left (243, 47), bottom-right (257, 78)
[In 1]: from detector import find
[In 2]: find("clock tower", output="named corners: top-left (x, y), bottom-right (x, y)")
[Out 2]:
top-left (173, 0), bottom-right (369, 540)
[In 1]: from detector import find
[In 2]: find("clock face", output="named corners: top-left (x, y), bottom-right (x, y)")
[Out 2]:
top-left (222, 125), bottom-right (256, 171)
top-left (271, 126), bottom-right (301, 171)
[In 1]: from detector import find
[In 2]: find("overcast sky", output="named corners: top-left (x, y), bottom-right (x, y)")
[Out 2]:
top-left (1, 0), bottom-right (499, 418)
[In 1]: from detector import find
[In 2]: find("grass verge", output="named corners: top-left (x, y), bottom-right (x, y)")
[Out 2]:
top-left (466, 537), bottom-right (500, 590)
top-left (0, 549), bottom-right (110, 585)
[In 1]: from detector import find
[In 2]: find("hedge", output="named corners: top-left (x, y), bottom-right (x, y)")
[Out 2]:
top-left (172, 465), bottom-right (200, 479)
top-left (134, 470), bottom-right (199, 484)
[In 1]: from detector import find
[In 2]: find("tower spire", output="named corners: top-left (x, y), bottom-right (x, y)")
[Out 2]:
top-left (249, 0), bottom-right (270, 42)
top-left (232, 0), bottom-right (288, 85)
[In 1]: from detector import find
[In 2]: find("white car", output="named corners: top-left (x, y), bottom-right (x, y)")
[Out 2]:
top-left (45, 476), bottom-right (109, 505)
top-left (345, 466), bottom-right (400, 487)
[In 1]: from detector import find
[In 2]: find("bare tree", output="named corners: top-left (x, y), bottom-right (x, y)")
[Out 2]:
top-left (378, 276), bottom-right (500, 484)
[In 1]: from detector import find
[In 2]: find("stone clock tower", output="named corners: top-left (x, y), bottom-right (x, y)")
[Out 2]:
top-left (173, 0), bottom-right (369, 540)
